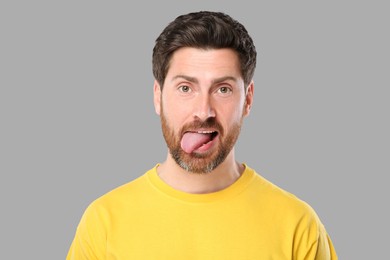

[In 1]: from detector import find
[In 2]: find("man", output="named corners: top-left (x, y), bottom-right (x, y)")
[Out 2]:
top-left (67, 11), bottom-right (337, 259)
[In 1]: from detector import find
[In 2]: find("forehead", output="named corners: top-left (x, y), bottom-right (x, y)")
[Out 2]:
top-left (166, 47), bottom-right (242, 80)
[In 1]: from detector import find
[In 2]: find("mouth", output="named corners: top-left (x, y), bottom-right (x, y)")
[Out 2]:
top-left (193, 130), bottom-right (218, 137)
top-left (181, 130), bottom-right (219, 154)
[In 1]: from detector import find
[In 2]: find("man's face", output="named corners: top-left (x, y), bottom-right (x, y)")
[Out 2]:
top-left (154, 47), bottom-right (253, 173)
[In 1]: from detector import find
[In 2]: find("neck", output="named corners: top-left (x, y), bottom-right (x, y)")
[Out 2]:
top-left (156, 149), bottom-right (244, 194)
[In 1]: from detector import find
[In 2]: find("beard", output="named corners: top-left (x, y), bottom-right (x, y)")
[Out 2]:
top-left (160, 107), bottom-right (243, 174)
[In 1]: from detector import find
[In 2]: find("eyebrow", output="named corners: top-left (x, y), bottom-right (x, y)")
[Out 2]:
top-left (171, 75), bottom-right (238, 84)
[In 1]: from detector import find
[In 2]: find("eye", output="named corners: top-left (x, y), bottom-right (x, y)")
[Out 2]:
top-left (218, 86), bottom-right (232, 94)
top-left (178, 85), bottom-right (191, 93)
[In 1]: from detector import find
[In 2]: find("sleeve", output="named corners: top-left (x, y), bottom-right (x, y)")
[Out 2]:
top-left (311, 226), bottom-right (338, 260)
top-left (293, 205), bottom-right (338, 260)
top-left (66, 202), bottom-right (108, 260)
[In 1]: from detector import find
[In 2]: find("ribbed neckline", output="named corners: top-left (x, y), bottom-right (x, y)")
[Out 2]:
top-left (146, 164), bottom-right (255, 203)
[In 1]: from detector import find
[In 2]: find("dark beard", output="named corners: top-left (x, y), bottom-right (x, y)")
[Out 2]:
top-left (160, 109), bottom-right (242, 174)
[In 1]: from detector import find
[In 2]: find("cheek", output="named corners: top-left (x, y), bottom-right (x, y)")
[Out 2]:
top-left (228, 110), bottom-right (244, 125)
top-left (161, 98), bottom-right (190, 128)
top-left (220, 100), bottom-right (245, 121)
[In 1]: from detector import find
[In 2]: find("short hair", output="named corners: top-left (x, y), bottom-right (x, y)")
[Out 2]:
top-left (152, 11), bottom-right (257, 88)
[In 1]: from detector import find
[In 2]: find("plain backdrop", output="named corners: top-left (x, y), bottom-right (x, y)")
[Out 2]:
top-left (1, 1), bottom-right (389, 259)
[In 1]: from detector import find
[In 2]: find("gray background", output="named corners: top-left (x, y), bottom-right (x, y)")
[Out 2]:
top-left (1, 0), bottom-right (389, 259)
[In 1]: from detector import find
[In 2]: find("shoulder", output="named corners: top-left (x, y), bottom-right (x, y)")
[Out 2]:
top-left (247, 166), bottom-right (322, 223)
top-left (247, 167), bottom-right (335, 256)
top-left (84, 167), bottom-right (155, 215)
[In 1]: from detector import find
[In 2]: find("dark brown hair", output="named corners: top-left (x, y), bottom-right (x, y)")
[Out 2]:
top-left (152, 11), bottom-right (257, 88)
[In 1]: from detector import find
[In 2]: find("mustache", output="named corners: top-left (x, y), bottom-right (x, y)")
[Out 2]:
top-left (180, 118), bottom-right (223, 136)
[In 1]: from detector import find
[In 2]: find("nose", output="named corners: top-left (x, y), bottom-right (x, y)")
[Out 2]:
top-left (193, 94), bottom-right (216, 121)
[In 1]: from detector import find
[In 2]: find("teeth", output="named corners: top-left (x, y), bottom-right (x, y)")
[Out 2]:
top-left (197, 130), bottom-right (215, 134)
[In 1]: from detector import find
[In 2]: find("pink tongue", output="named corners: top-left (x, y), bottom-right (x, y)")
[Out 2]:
top-left (181, 132), bottom-right (212, 153)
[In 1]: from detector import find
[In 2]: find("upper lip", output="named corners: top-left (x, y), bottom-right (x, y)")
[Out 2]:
top-left (186, 129), bottom-right (218, 134)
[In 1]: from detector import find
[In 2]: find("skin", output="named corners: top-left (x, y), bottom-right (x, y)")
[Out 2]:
top-left (153, 47), bottom-right (254, 194)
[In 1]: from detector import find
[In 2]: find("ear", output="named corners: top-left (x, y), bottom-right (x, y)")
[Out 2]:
top-left (243, 81), bottom-right (254, 117)
top-left (153, 80), bottom-right (162, 115)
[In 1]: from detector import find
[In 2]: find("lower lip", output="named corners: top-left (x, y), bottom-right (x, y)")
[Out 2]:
top-left (193, 135), bottom-right (218, 153)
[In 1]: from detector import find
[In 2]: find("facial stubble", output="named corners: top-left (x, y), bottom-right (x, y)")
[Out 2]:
top-left (160, 102), bottom-right (244, 174)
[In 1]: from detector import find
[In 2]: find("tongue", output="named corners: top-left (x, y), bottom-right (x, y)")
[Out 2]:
top-left (181, 132), bottom-right (212, 153)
